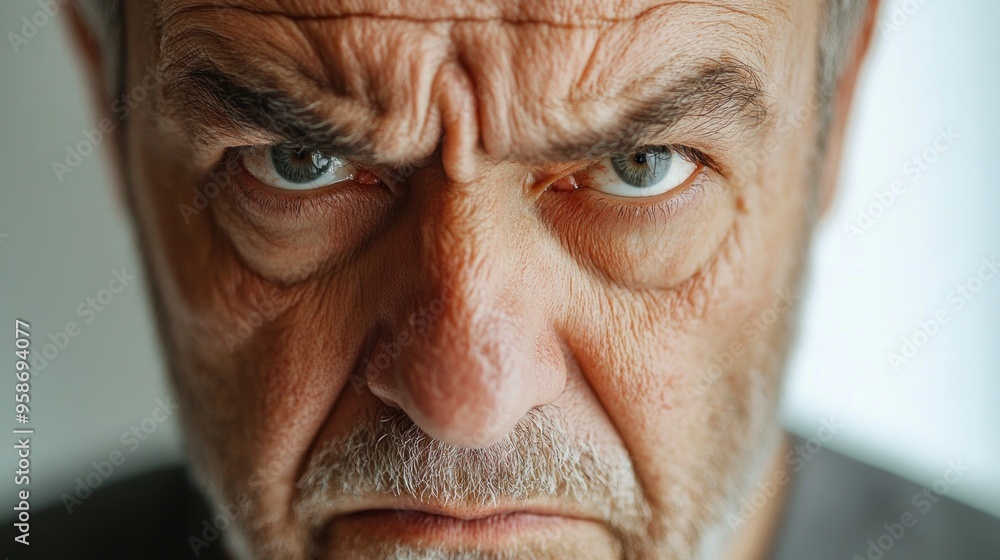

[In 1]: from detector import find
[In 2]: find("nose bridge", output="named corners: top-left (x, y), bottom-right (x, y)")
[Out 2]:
top-left (422, 180), bottom-right (503, 295)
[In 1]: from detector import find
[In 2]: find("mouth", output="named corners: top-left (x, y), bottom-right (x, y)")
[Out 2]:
top-left (325, 504), bottom-right (604, 547)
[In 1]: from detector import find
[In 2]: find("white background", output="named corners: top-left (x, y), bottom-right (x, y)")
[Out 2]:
top-left (780, 0), bottom-right (1000, 517)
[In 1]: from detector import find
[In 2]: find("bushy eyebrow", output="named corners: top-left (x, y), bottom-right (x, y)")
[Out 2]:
top-left (542, 58), bottom-right (770, 161)
top-left (160, 55), bottom-right (769, 162)
top-left (161, 59), bottom-right (378, 157)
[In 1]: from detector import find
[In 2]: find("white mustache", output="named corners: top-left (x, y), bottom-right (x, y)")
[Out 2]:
top-left (294, 405), bottom-right (650, 544)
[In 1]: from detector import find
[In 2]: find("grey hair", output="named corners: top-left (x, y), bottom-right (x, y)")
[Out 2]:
top-left (74, 0), bottom-right (122, 97)
top-left (817, 0), bottom-right (871, 145)
top-left (819, 0), bottom-right (871, 97)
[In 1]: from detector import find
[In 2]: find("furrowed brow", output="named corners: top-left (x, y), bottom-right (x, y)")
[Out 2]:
top-left (159, 55), bottom-right (767, 164)
top-left (160, 59), bottom-right (375, 157)
top-left (542, 58), bottom-right (771, 161)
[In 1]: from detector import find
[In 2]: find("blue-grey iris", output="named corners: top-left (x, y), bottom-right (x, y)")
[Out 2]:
top-left (609, 149), bottom-right (673, 188)
top-left (270, 145), bottom-right (334, 184)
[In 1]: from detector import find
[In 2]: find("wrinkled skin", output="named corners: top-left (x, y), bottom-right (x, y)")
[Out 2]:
top-left (73, 0), bottom-right (873, 558)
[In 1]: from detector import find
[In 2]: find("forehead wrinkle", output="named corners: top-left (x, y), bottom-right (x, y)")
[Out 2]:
top-left (155, 0), bottom-right (782, 164)
top-left (155, 17), bottom-right (387, 156)
top-left (570, 1), bottom-right (778, 97)
top-left (156, 5), bottom-right (349, 97)
top-left (160, 0), bottom-right (718, 27)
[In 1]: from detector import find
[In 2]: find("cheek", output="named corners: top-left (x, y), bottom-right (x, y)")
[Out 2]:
top-left (558, 154), bottom-right (808, 521)
top-left (158, 268), bottom-right (379, 523)
top-left (129, 117), bottom-right (377, 496)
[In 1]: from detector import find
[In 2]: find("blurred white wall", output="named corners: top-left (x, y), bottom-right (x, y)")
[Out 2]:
top-left (781, 0), bottom-right (1000, 518)
top-left (0, 0), bottom-right (182, 509)
top-left (0, 0), bottom-right (997, 517)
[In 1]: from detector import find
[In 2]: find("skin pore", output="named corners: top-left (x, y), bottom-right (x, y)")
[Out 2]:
top-left (69, 0), bottom-right (875, 558)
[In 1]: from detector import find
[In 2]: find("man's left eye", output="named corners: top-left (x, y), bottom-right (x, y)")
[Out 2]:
top-left (240, 144), bottom-right (356, 191)
top-left (587, 146), bottom-right (699, 198)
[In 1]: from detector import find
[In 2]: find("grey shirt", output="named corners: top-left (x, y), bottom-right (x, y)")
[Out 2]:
top-left (772, 441), bottom-right (1000, 560)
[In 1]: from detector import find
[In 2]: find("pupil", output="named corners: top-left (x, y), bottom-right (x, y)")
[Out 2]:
top-left (272, 145), bottom-right (333, 184)
top-left (633, 153), bottom-right (647, 165)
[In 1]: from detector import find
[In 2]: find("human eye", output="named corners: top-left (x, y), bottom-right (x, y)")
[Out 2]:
top-left (239, 143), bottom-right (356, 191)
top-left (585, 146), bottom-right (701, 198)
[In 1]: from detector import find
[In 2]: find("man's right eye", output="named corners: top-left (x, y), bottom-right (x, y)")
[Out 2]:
top-left (240, 144), bottom-right (357, 191)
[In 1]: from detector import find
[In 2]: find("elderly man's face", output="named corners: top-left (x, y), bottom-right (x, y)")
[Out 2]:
top-left (114, 0), bottom-right (833, 557)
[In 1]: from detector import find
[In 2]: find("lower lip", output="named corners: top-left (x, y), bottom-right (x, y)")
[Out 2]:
top-left (330, 509), bottom-right (581, 544)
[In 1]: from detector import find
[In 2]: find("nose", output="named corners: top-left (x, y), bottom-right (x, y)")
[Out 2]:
top-left (365, 60), bottom-right (566, 447)
top-left (366, 186), bottom-right (566, 449)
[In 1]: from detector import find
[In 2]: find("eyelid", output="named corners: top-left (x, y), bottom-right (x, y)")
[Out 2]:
top-left (597, 164), bottom-right (708, 206)
top-left (589, 179), bottom-right (708, 225)
top-left (541, 144), bottom-right (714, 235)
top-left (667, 145), bottom-right (718, 174)
top-left (539, 167), bottom-right (712, 240)
top-left (578, 164), bottom-right (709, 221)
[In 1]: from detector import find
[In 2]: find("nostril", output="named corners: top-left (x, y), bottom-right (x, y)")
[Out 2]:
top-left (378, 396), bottom-right (403, 410)
top-left (365, 369), bottom-right (404, 410)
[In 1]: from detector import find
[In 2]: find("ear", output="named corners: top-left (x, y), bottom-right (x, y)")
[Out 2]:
top-left (64, 0), bottom-right (125, 192)
top-left (817, 0), bottom-right (881, 217)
